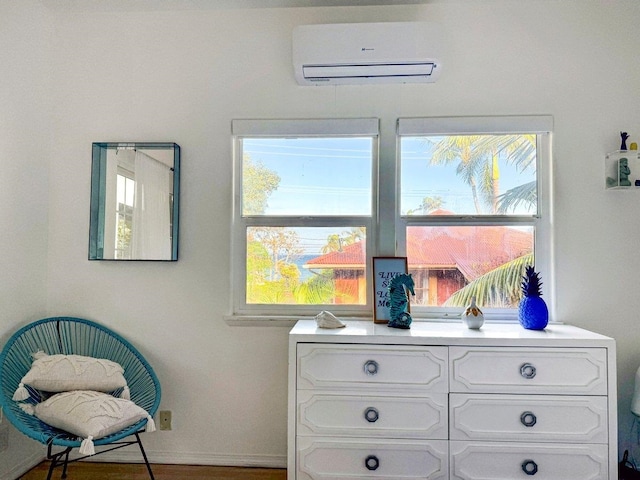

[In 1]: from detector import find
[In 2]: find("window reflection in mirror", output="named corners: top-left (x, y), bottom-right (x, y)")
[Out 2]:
top-left (89, 142), bottom-right (180, 261)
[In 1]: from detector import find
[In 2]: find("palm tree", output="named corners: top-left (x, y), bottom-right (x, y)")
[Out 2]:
top-left (428, 134), bottom-right (538, 307)
top-left (429, 134), bottom-right (537, 214)
top-left (321, 234), bottom-right (343, 254)
top-left (342, 226), bottom-right (366, 244)
top-left (429, 135), bottom-right (485, 213)
top-left (407, 196), bottom-right (444, 215)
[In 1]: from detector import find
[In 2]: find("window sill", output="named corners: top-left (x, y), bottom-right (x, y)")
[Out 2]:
top-left (224, 315), bottom-right (303, 327)
top-left (224, 314), bottom-right (375, 327)
top-left (223, 314), bottom-right (548, 327)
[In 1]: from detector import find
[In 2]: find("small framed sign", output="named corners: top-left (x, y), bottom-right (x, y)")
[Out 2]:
top-left (372, 256), bottom-right (408, 323)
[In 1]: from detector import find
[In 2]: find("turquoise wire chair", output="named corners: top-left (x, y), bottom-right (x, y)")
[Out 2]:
top-left (0, 317), bottom-right (161, 480)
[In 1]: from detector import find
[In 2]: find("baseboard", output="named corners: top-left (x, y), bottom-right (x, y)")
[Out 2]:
top-left (2, 450), bottom-right (45, 480)
top-left (77, 450), bottom-right (287, 469)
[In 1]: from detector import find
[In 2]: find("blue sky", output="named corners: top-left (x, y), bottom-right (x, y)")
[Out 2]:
top-left (244, 135), bottom-right (536, 216)
top-left (243, 137), bottom-right (372, 216)
top-left (242, 135), bottom-right (537, 254)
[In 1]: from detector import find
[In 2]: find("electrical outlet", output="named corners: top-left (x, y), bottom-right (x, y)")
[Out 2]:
top-left (158, 410), bottom-right (172, 431)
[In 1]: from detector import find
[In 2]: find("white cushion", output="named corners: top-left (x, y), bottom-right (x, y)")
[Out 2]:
top-left (18, 352), bottom-right (127, 394)
top-left (32, 390), bottom-right (153, 454)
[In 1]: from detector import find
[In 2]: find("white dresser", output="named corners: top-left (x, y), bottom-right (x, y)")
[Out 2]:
top-left (288, 320), bottom-right (617, 480)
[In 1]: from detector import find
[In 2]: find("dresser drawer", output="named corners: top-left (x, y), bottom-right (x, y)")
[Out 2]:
top-left (298, 391), bottom-right (448, 439)
top-left (449, 347), bottom-right (607, 394)
top-left (297, 437), bottom-right (448, 480)
top-left (450, 441), bottom-right (608, 480)
top-left (297, 344), bottom-right (448, 392)
top-left (450, 394), bottom-right (608, 443)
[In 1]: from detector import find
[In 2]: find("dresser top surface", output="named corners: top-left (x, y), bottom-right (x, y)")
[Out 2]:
top-left (289, 320), bottom-right (614, 347)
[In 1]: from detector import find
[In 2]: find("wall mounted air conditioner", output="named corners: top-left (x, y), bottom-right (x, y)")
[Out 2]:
top-left (293, 22), bottom-right (442, 86)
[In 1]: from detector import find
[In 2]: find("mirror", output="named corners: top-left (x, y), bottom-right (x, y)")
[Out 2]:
top-left (89, 142), bottom-right (180, 261)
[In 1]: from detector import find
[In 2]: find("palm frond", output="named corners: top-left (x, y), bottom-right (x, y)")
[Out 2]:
top-left (293, 272), bottom-right (335, 304)
top-left (496, 181), bottom-right (536, 214)
top-left (444, 253), bottom-right (533, 307)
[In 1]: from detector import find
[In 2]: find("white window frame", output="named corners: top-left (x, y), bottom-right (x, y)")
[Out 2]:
top-left (230, 115), bottom-right (552, 323)
top-left (395, 115), bottom-right (554, 321)
top-left (231, 118), bottom-right (380, 318)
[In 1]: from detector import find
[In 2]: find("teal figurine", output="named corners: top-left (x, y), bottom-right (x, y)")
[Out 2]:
top-left (619, 158), bottom-right (631, 186)
top-left (388, 273), bottom-right (415, 329)
top-left (518, 266), bottom-right (548, 330)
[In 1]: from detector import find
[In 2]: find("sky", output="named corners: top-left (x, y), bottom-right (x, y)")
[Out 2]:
top-left (242, 135), bottom-right (537, 254)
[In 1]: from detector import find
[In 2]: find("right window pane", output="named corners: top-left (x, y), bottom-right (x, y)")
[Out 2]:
top-left (398, 122), bottom-right (548, 314)
top-left (406, 225), bottom-right (534, 308)
top-left (401, 134), bottom-right (537, 216)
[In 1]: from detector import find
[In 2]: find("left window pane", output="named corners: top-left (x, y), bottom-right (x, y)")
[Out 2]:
top-left (241, 137), bottom-right (373, 216)
top-left (246, 226), bottom-right (367, 305)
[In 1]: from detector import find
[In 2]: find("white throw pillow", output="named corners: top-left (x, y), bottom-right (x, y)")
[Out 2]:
top-left (13, 352), bottom-right (129, 401)
top-left (21, 390), bottom-right (155, 455)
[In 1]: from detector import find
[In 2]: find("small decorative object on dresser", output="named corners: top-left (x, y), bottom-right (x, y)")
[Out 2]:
top-left (518, 265), bottom-right (549, 330)
top-left (314, 310), bottom-right (345, 329)
top-left (387, 273), bottom-right (415, 329)
top-left (461, 296), bottom-right (484, 329)
top-left (372, 256), bottom-right (408, 323)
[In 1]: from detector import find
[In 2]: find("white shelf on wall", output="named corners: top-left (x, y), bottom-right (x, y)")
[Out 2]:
top-left (605, 150), bottom-right (640, 189)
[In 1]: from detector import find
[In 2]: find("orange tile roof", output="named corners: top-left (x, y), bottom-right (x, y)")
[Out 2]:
top-left (304, 221), bottom-right (532, 281)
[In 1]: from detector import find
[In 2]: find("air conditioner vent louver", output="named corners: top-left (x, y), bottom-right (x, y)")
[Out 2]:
top-left (293, 22), bottom-right (442, 86)
top-left (302, 62), bottom-right (437, 80)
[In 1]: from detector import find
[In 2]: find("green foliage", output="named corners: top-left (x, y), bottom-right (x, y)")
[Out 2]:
top-left (496, 181), bottom-right (536, 214)
top-left (406, 196), bottom-right (444, 215)
top-left (294, 272), bottom-right (336, 304)
top-left (116, 217), bottom-right (131, 258)
top-left (321, 228), bottom-right (366, 254)
top-left (445, 253), bottom-right (533, 307)
top-left (429, 134), bottom-right (537, 215)
top-left (242, 154), bottom-right (281, 215)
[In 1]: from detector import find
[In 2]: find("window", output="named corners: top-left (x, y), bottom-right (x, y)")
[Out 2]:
top-left (231, 119), bottom-right (379, 317)
top-left (115, 172), bottom-right (135, 259)
top-left (397, 116), bottom-right (552, 320)
top-left (231, 116), bottom-right (552, 320)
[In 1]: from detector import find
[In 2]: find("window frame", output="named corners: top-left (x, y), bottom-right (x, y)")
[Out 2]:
top-left (231, 118), bottom-right (380, 317)
top-left (395, 115), bottom-right (554, 321)
top-left (230, 115), bottom-right (553, 322)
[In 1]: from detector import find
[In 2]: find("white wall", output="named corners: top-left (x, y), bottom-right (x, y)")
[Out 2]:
top-left (0, 1), bottom-right (52, 477)
top-left (3, 0), bottom-right (640, 473)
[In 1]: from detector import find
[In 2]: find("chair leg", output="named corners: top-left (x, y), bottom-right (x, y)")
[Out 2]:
top-left (46, 446), bottom-right (72, 480)
top-left (135, 432), bottom-right (155, 480)
top-left (60, 448), bottom-right (71, 479)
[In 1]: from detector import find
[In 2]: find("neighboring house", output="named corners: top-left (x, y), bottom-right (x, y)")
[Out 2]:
top-left (304, 210), bottom-right (532, 306)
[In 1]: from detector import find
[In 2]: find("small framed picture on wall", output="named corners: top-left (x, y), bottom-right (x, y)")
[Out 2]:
top-left (372, 256), bottom-right (408, 324)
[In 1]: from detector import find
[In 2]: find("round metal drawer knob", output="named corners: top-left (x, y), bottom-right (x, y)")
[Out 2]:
top-left (364, 407), bottom-right (379, 423)
top-left (520, 411), bottom-right (537, 427)
top-left (520, 363), bottom-right (537, 379)
top-left (522, 459), bottom-right (538, 475)
top-left (363, 360), bottom-right (379, 376)
top-left (365, 455), bottom-right (379, 471)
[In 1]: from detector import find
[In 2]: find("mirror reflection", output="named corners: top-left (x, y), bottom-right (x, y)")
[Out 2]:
top-left (89, 142), bottom-right (180, 261)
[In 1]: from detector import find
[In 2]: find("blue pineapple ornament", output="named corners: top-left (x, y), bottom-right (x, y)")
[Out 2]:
top-left (518, 266), bottom-right (548, 330)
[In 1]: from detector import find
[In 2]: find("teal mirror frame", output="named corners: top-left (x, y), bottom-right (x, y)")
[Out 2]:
top-left (89, 142), bottom-right (180, 261)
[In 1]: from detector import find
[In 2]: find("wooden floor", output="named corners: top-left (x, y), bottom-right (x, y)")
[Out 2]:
top-left (19, 462), bottom-right (287, 480)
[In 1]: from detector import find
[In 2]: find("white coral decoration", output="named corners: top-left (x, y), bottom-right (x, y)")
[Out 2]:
top-left (315, 311), bottom-right (346, 329)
